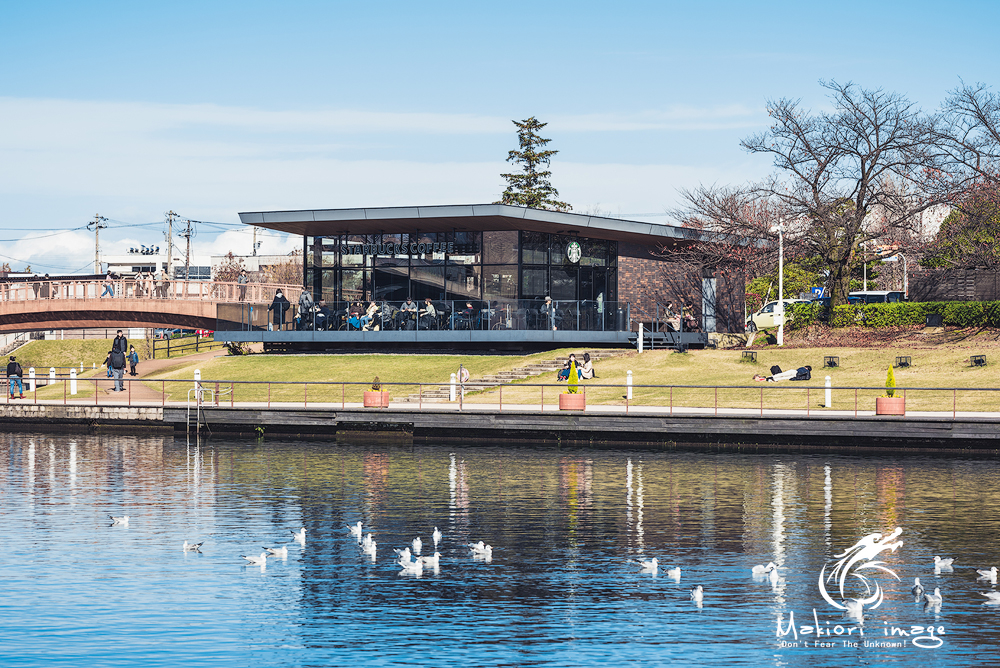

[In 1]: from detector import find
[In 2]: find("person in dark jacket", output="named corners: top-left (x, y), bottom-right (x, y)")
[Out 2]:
top-left (767, 365), bottom-right (812, 382)
top-left (111, 329), bottom-right (128, 355)
top-left (268, 289), bottom-right (290, 330)
top-left (105, 346), bottom-right (127, 391)
top-left (7, 355), bottom-right (23, 399)
top-left (128, 346), bottom-right (139, 376)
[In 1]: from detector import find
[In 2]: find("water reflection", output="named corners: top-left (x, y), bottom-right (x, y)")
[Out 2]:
top-left (1, 432), bottom-right (999, 667)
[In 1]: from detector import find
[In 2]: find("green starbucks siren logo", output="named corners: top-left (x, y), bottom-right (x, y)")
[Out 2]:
top-left (566, 241), bottom-right (582, 263)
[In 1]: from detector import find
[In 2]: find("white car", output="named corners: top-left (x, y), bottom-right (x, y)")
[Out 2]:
top-left (746, 299), bottom-right (811, 332)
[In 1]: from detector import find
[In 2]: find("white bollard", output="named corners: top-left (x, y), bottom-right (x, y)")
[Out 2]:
top-left (825, 375), bottom-right (832, 408)
top-left (28, 368), bottom-right (35, 392)
top-left (194, 369), bottom-right (202, 403)
top-left (450, 373), bottom-right (457, 402)
top-left (80, 362), bottom-right (83, 372)
top-left (49, 367), bottom-right (55, 387)
top-left (70, 368), bottom-right (77, 395)
top-left (626, 370), bottom-right (633, 400)
top-left (92, 362), bottom-right (96, 369)
top-left (637, 323), bottom-right (644, 353)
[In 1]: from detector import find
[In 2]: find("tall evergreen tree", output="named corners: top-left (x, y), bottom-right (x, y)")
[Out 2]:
top-left (497, 117), bottom-right (571, 211)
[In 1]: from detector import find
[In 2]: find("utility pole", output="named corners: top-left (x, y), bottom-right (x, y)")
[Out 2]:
top-left (165, 210), bottom-right (177, 279)
top-left (88, 214), bottom-right (108, 274)
top-left (180, 219), bottom-right (193, 280)
top-left (252, 227), bottom-right (258, 256)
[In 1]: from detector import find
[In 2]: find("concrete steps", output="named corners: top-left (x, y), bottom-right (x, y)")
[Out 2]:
top-left (397, 349), bottom-right (627, 403)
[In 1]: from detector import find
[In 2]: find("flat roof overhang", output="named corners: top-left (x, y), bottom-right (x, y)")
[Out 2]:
top-left (238, 204), bottom-right (704, 247)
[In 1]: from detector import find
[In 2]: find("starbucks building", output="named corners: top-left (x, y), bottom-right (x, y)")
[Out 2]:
top-left (223, 204), bottom-right (743, 349)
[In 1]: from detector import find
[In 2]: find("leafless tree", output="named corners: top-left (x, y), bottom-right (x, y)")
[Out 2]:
top-left (680, 81), bottom-right (964, 308)
top-left (939, 82), bottom-right (1000, 183)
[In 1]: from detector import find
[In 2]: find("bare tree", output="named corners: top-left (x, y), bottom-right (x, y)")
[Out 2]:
top-left (683, 81), bottom-right (961, 308)
top-left (940, 82), bottom-right (1000, 182)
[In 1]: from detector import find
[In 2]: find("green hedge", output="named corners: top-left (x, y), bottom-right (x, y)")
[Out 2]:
top-left (787, 300), bottom-right (1000, 329)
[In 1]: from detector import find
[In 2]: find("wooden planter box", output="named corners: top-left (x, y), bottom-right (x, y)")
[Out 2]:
top-left (559, 393), bottom-right (586, 411)
top-left (875, 396), bottom-right (905, 415)
top-left (363, 390), bottom-right (390, 408)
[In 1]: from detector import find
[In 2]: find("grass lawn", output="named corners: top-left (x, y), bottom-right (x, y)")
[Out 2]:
top-left (141, 349), bottom-right (586, 403)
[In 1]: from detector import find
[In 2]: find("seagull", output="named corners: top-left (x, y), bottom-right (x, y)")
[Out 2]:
top-left (362, 533), bottom-right (374, 549)
top-left (290, 527), bottom-right (307, 544)
top-left (666, 566), bottom-right (681, 580)
top-left (976, 567), bottom-right (998, 583)
top-left (398, 557), bottom-right (423, 575)
top-left (109, 515), bottom-right (129, 525)
top-left (432, 527), bottom-right (442, 547)
top-left (981, 591), bottom-right (1000, 605)
top-left (843, 598), bottom-right (864, 618)
top-left (752, 561), bottom-right (777, 575)
top-left (923, 588), bottom-right (943, 606)
top-left (362, 538), bottom-right (376, 557)
top-left (412, 537), bottom-right (423, 556)
top-left (933, 556), bottom-right (954, 569)
top-left (419, 552), bottom-right (441, 568)
top-left (768, 567), bottom-right (780, 584)
top-left (242, 552), bottom-right (267, 567)
top-left (690, 585), bottom-right (704, 604)
top-left (348, 522), bottom-right (363, 539)
top-left (393, 547), bottom-right (411, 562)
top-left (182, 540), bottom-right (204, 552)
top-left (912, 577), bottom-right (924, 597)
top-left (635, 557), bottom-right (658, 574)
top-left (468, 542), bottom-right (493, 559)
top-left (264, 545), bottom-right (288, 559)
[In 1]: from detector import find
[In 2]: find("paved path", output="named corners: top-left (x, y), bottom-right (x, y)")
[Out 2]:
top-left (72, 348), bottom-right (230, 403)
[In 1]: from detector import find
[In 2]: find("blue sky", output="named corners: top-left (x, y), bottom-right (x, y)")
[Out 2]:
top-left (2, 0), bottom-right (998, 273)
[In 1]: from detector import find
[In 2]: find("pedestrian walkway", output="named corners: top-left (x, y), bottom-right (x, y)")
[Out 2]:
top-left (87, 347), bottom-right (230, 402)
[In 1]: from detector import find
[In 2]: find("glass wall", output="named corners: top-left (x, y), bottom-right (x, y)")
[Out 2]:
top-left (303, 231), bottom-right (616, 307)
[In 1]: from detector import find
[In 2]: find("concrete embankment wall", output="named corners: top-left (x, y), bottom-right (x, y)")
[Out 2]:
top-left (1, 404), bottom-right (998, 454)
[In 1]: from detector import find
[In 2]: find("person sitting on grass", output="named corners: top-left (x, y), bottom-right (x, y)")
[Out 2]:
top-left (579, 352), bottom-right (596, 380)
top-left (557, 354), bottom-right (578, 381)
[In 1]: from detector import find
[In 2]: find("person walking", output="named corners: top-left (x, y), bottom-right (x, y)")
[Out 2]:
top-left (101, 271), bottom-right (114, 297)
top-left (297, 288), bottom-right (315, 330)
top-left (128, 346), bottom-right (139, 377)
top-left (268, 289), bottom-right (290, 330)
top-left (112, 329), bottom-right (128, 356)
top-left (106, 345), bottom-right (127, 392)
top-left (6, 355), bottom-right (24, 399)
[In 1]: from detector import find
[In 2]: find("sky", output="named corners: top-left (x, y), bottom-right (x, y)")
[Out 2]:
top-left (1, 0), bottom-right (999, 275)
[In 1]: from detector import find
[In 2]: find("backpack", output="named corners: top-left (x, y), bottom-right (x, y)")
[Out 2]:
top-left (770, 365), bottom-right (782, 376)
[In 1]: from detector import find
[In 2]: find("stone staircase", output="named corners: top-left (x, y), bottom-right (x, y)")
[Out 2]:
top-left (397, 349), bottom-right (627, 403)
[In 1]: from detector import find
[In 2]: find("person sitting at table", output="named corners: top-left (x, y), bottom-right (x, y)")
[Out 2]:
top-left (419, 297), bottom-right (437, 329)
top-left (314, 300), bottom-right (330, 330)
top-left (399, 296), bottom-right (418, 329)
top-left (663, 301), bottom-right (681, 332)
top-left (456, 301), bottom-right (474, 329)
top-left (347, 302), bottom-right (363, 329)
top-left (361, 301), bottom-right (379, 330)
top-left (540, 296), bottom-right (555, 330)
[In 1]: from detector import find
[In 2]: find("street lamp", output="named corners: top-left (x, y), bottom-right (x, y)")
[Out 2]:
top-left (769, 222), bottom-right (785, 346)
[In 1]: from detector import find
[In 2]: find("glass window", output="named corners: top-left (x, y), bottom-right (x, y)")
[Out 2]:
top-left (483, 231), bottom-right (516, 264)
top-left (341, 270), bottom-right (369, 302)
top-left (521, 231), bottom-right (548, 264)
top-left (521, 267), bottom-right (548, 300)
top-left (483, 265), bottom-right (517, 301)
top-left (451, 231), bottom-right (481, 263)
top-left (550, 234), bottom-right (572, 265)
top-left (374, 268), bottom-right (409, 304)
top-left (581, 239), bottom-right (608, 266)
top-left (446, 264), bottom-right (481, 301)
top-left (550, 267), bottom-right (577, 300)
top-left (342, 235), bottom-right (368, 268)
top-left (413, 232), bottom-right (445, 266)
top-left (409, 265), bottom-right (445, 301)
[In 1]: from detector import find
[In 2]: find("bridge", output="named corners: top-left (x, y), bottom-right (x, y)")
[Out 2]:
top-left (0, 277), bottom-right (304, 334)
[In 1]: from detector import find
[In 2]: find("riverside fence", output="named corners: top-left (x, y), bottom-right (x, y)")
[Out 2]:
top-left (5, 377), bottom-right (999, 417)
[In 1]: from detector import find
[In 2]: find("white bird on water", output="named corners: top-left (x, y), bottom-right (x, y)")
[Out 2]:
top-left (751, 562), bottom-right (777, 575)
top-left (398, 557), bottom-right (423, 575)
top-left (635, 557), bottom-right (658, 574)
top-left (393, 547), bottom-right (411, 562)
top-left (468, 541), bottom-right (493, 560)
top-left (933, 556), bottom-right (954, 570)
top-left (182, 540), bottom-right (204, 552)
top-left (412, 537), bottom-right (423, 556)
top-left (690, 585), bottom-right (704, 604)
top-left (264, 545), bottom-right (288, 559)
top-left (348, 522), bottom-right (363, 540)
top-left (290, 528), bottom-right (307, 544)
top-left (923, 588), bottom-right (943, 606)
top-left (666, 566), bottom-right (681, 580)
top-left (976, 567), bottom-right (998, 583)
top-left (419, 552), bottom-right (441, 568)
top-left (981, 591), bottom-right (1000, 605)
top-left (242, 552), bottom-right (267, 567)
top-left (843, 599), bottom-right (864, 619)
top-left (109, 515), bottom-right (129, 526)
top-left (362, 539), bottom-right (377, 560)
top-left (432, 527), bottom-right (442, 547)
top-left (912, 577), bottom-right (924, 597)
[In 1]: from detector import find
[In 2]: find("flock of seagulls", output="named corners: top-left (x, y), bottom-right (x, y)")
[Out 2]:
top-left (107, 515), bottom-right (997, 613)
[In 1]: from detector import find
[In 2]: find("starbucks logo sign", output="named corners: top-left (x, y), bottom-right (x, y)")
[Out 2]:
top-left (566, 241), bottom-right (582, 263)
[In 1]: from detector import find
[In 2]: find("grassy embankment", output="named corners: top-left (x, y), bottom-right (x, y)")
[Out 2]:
top-left (13, 329), bottom-right (1000, 411)
top-left (7, 340), bottom-right (122, 400)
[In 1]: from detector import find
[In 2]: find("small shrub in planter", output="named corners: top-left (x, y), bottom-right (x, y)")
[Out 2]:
top-left (559, 361), bottom-right (586, 410)
top-left (875, 365), bottom-right (905, 415)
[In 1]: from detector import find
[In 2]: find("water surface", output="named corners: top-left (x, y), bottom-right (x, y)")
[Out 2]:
top-left (2, 433), bottom-right (999, 666)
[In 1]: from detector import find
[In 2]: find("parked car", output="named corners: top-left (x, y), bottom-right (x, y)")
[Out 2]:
top-left (848, 290), bottom-right (906, 304)
top-left (745, 299), bottom-right (812, 332)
